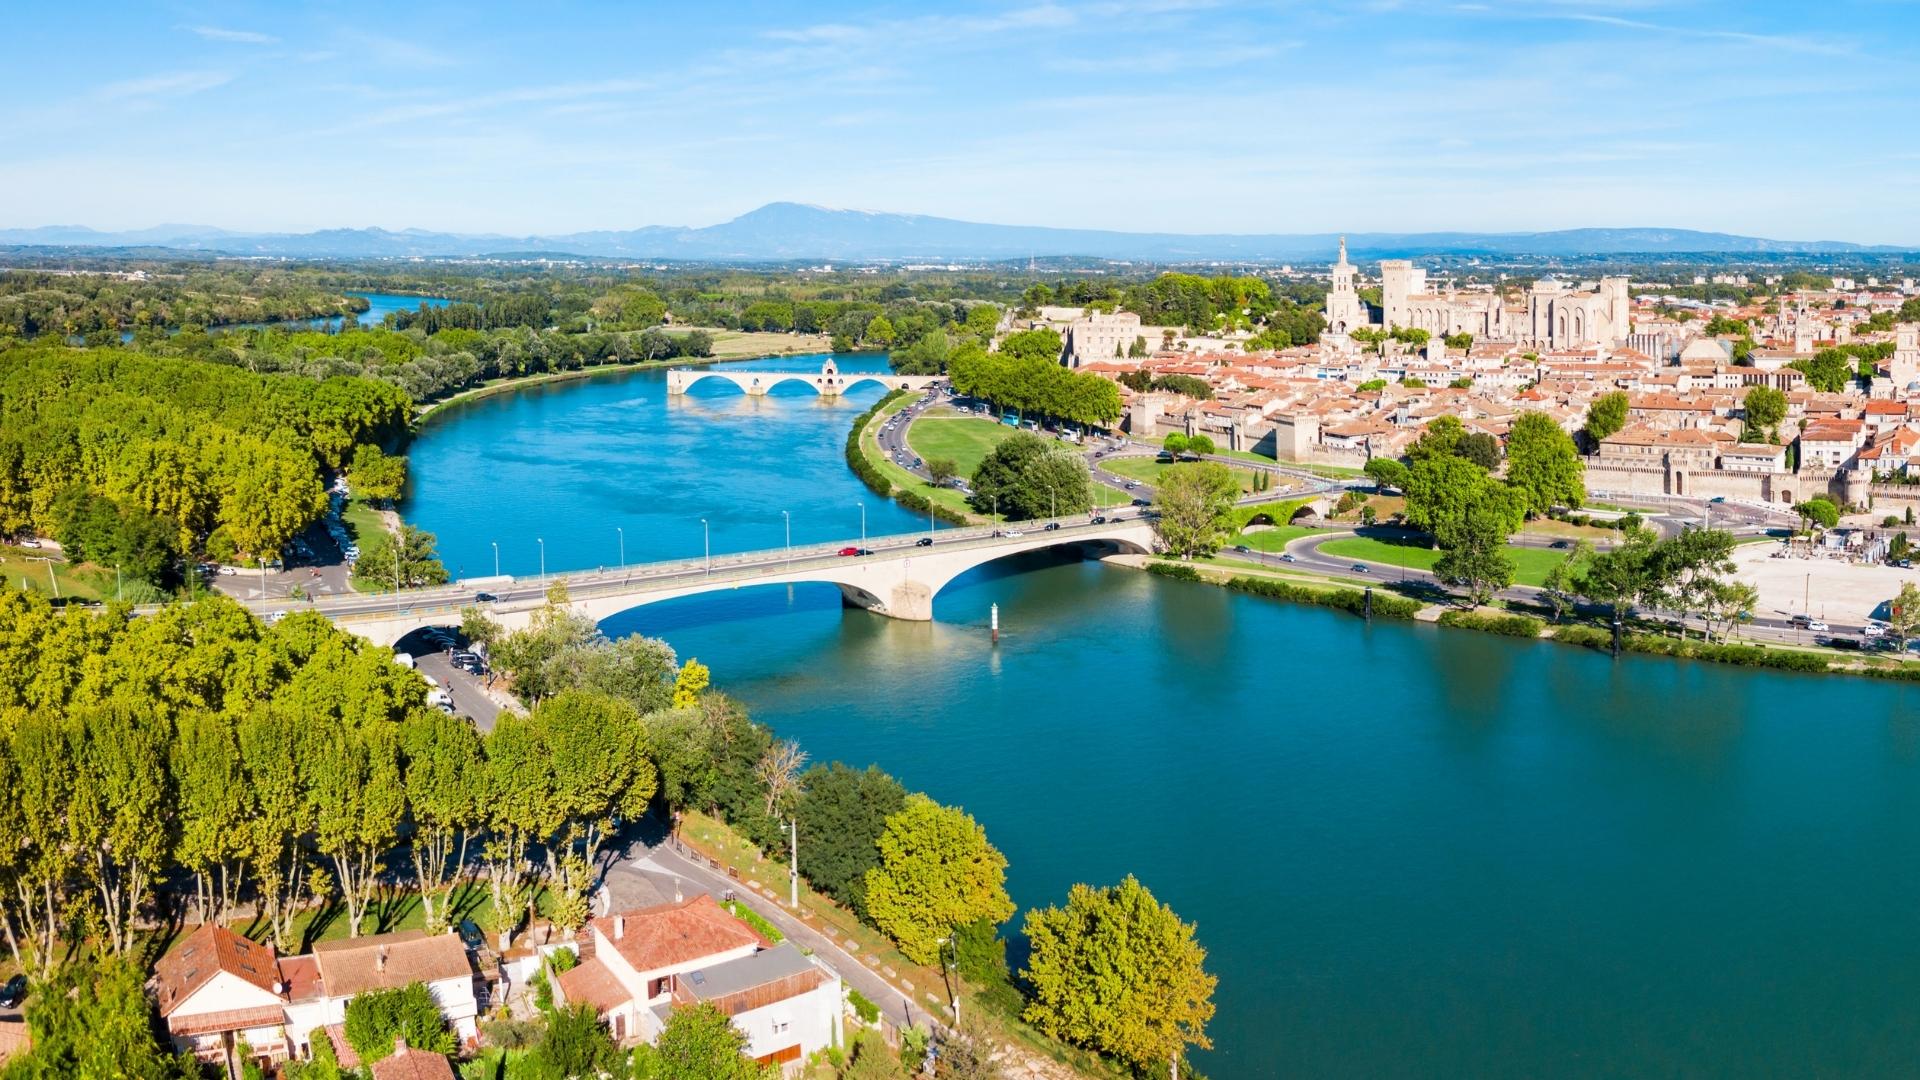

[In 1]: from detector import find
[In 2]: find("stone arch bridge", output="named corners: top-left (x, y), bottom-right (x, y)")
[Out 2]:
top-left (667, 360), bottom-right (941, 398)
top-left (298, 518), bottom-right (1157, 646)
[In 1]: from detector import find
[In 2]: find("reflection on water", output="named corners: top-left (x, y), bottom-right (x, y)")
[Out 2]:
top-left (406, 356), bottom-right (1920, 1079)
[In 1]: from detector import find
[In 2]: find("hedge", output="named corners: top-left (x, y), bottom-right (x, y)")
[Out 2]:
top-left (1224, 574), bottom-right (1420, 619)
top-left (1437, 610), bottom-right (1546, 637)
top-left (1549, 624), bottom-right (1833, 673)
top-left (843, 390), bottom-right (906, 500)
top-left (1146, 561), bottom-right (1202, 581)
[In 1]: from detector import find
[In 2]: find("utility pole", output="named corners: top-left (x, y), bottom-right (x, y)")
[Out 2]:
top-left (782, 511), bottom-right (791, 569)
top-left (787, 819), bottom-right (799, 908)
top-left (491, 541), bottom-right (499, 578)
top-left (26, 556), bottom-right (57, 598)
top-left (617, 526), bottom-right (625, 569)
top-left (857, 503), bottom-right (865, 549)
top-left (538, 537), bottom-right (546, 580)
top-left (701, 518), bottom-right (711, 575)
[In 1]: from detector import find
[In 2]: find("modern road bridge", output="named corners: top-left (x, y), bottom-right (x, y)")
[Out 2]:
top-left (666, 358), bottom-right (940, 397)
top-left (283, 516), bottom-right (1158, 645)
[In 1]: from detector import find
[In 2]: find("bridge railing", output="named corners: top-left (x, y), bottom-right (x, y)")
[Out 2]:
top-left (306, 514), bottom-right (1157, 625)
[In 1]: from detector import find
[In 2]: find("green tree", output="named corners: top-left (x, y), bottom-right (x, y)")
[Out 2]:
top-left (352, 523), bottom-right (449, 591)
top-left (309, 718), bottom-right (404, 937)
top-left (967, 433), bottom-right (1091, 521)
top-left (927, 457), bottom-right (959, 487)
top-left (864, 795), bottom-right (1015, 965)
top-left (1503, 411), bottom-right (1585, 517)
top-left (1402, 453), bottom-right (1522, 543)
top-left (1540, 540), bottom-right (1594, 623)
top-left (865, 315), bottom-right (896, 347)
top-left (1363, 456), bottom-right (1409, 493)
top-left (793, 763), bottom-right (908, 918)
top-left (1793, 497), bottom-right (1840, 532)
top-left (997, 328), bottom-right (1062, 363)
top-left (1742, 385), bottom-right (1787, 443)
top-left (1584, 391), bottom-right (1630, 443)
top-left (399, 709), bottom-right (485, 935)
top-left (1021, 875), bottom-right (1216, 1076)
top-left (171, 711), bottom-right (253, 927)
top-left (67, 701), bottom-right (172, 956)
top-left (1889, 581), bottom-right (1920, 650)
top-left (630, 1002), bottom-right (769, 1080)
top-left (1152, 462), bottom-right (1238, 559)
top-left (526, 1003), bottom-right (621, 1080)
top-left (343, 983), bottom-right (456, 1063)
top-left (1162, 433), bottom-right (1189, 458)
top-left (348, 445), bottom-right (408, 506)
top-left (0, 957), bottom-right (193, 1079)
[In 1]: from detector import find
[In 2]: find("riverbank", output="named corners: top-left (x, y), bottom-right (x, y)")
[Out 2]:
top-left (1148, 550), bottom-right (1920, 683)
top-left (413, 330), bottom-right (834, 426)
top-left (850, 392), bottom-right (979, 524)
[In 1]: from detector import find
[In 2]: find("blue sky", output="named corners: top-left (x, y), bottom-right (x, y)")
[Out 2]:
top-left (3, 1), bottom-right (1916, 242)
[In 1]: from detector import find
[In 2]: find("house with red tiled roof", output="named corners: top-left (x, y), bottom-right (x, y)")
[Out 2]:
top-left (552, 895), bottom-right (842, 1070)
top-left (151, 924), bottom-right (292, 1076)
top-left (367, 1039), bottom-right (457, 1080)
top-left (1799, 420), bottom-right (1868, 470)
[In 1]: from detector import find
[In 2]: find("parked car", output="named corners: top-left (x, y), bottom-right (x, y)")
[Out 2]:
top-left (838, 546), bottom-right (861, 556)
top-left (916, 537), bottom-right (934, 547)
top-left (1131, 498), bottom-right (1150, 507)
top-left (0, 974), bottom-right (25, 1008)
top-left (458, 919), bottom-right (486, 951)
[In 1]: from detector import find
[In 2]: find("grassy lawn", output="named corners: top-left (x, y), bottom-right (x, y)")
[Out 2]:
top-left (1102, 456), bottom-right (1260, 493)
top-left (701, 330), bottom-right (835, 359)
top-left (906, 417), bottom-right (1013, 476)
top-left (341, 496), bottom-right (397, 592)
top-left (861, 396), bottom-right (979, 521)
top-left (1275, 458), bottom-right (1368, 478)
top-left (1319, 534), bottom-right (1580, 587)
top-left (0, 544), bottom-right (114, 601)
top-left (1231, 525), bottom-right (1325, 552)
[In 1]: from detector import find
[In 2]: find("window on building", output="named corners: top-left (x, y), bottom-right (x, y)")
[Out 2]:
top-left (773, 1020), bottom-right (790, 1034)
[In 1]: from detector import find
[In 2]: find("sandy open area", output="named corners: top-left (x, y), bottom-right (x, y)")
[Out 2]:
top-left (1733, 540), bottom-right (1919, 625)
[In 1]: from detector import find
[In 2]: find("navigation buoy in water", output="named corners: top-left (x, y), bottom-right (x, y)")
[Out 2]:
top-left (991, 603), bottom-right (999, 645)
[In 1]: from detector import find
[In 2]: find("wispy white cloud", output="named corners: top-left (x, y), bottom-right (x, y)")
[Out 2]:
top-left (94, 70), bottom-right (234, 102)
top-left (1547, 12), bottom-right (1853, 55)
top-left (185, 25), bottom-right (279, 45)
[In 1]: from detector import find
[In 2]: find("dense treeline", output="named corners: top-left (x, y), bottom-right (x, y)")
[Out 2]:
top-left (949, 331), bottom-right (1123, 428)
top-left (0, 346), bottom-right (410, 577)
top-left (0, 269), bottom-right (362, 337)
top-left (1019, 272), bottom-right (1328, 346)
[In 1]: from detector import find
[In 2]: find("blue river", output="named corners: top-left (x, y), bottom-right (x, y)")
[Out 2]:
top-left (403, 354), bottom-right (1920, 1078)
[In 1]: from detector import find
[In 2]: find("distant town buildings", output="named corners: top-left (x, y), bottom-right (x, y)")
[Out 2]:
top-left (1062, 242), bottom-right (1920, 514)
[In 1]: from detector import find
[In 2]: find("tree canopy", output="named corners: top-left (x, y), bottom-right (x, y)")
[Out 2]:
top-left (967, 432), bottom-right (1093, 521)
top-left (864, 795), bottom-right (1015, 965)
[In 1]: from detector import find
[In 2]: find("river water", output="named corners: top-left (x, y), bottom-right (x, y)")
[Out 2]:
top-left (404, 354), bottom-right (1920, 1078)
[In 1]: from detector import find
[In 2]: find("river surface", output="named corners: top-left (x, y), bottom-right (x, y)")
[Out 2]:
top-left (404, 354), bottom-right (1920, 1078)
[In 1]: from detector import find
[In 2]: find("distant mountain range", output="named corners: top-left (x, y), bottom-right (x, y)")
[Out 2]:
top-left (0, 202), bottom-right (1907, 262)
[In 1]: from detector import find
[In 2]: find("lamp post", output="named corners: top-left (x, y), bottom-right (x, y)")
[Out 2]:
top-left (701, 518), bottom-right (711, 575)
top-left (538, 537), bottom-right (546, 580)
top-left (856, 502), bottom-right (866, 549)
top-left (114, 564), bottom-right (122, 602)
top-left (782, 511), bottom-right (791, 568)
top-left (785, 819), bottom-right (799, 908)
top-left (491, 541), bottom-right (499, 578)
top-left (616, 526), bottom-right (625, 569)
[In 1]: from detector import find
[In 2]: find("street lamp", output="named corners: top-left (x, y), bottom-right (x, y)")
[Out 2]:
top-left (537, 537), bottom-right (546, 580)
top-left (781, 510), bottom-right (791, 568)
top-left (491, 541), bottom-right (500, 578)
top-left (856, 502), bottom-right (866, 548)
top-left (701, 518), bottom-right (711, 575)
top-left (617, 526), bottom-right (625, 569)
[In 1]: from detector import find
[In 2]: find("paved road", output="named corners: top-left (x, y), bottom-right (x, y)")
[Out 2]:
top-left (621, 837), bottom-right (951, 1039)
top-left (1262, 527), bottom-right (1885, 646)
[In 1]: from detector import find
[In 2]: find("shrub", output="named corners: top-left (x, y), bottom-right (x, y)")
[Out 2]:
top-left (344, 982), bottom-right (456, 1062)
top-left (848, 988), bottom-right (881, 1024)
top-left (1438, 610), bottom-right (1545, 637)
top-left (722, 899), bottom-right (785, 943)
top-left (1146, 561), bottom-right (1202, 581)
top-left (843, 391), bottom-right (907, 499)
top-left (1224, 574), bottom-right (1420, 619)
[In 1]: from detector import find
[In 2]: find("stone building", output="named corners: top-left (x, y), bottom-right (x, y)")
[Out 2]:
top-left (1063, 310), bottom-right (1143, 366)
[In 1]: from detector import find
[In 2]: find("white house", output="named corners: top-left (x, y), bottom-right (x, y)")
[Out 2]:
top-left (152, 925), bottom-right (292, 1077)
top-left (282, 930), bottom-right (481, 1059)
top-left (553, 894), bottom-right (843, 1071)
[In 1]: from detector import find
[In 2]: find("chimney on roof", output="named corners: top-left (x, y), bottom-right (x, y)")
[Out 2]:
top-left (376, 945), bottom-right (388, 973)
top-left (614, 915), bottom-right (626, 940)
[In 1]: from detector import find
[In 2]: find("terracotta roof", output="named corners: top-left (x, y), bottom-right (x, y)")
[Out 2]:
top-left (592, 895), bottom-right (765, 975)
top-left (312, 930), bottom-right (474, 999)
top-left (555, 956), bottom-right (633, 1015)
top-left (369, 1046), bottom-right (456, 1080)
top-left (153, 924), bottom-right (282, 1017)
